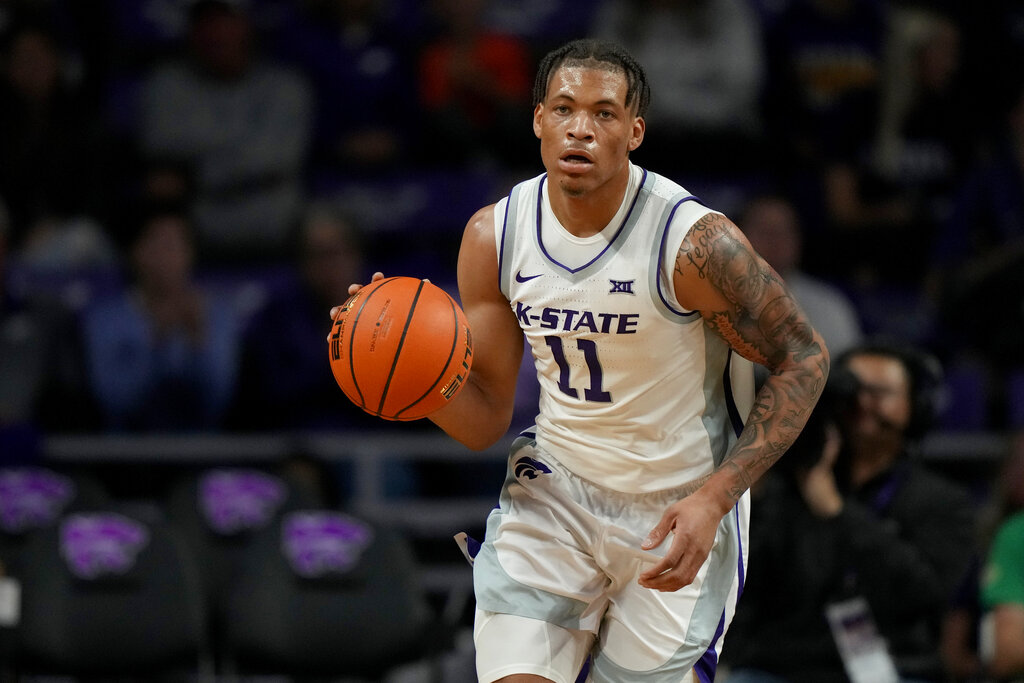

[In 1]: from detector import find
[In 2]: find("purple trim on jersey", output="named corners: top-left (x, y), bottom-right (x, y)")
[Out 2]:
top-left (735, 504), bottom-right (746, 591)
top-left (723, 354), bottom-right (745, 437)
top-left (534, 169), bottom-right (648, 274)
top-left (498, 192), bottom-right (515, 296)
top-left (694, 504), bottom-right (746, 683)
top-left (656, 195), bottom-right (705, 318)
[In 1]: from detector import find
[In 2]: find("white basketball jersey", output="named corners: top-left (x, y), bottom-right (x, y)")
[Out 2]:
top-left (494, 163), bottom-right (755, 493)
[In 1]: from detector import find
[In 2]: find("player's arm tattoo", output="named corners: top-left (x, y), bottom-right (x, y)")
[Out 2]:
top-left (677, 213), bottom-right (829, 502)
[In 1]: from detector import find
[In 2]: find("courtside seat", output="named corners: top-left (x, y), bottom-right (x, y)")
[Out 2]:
top-left (220, 508), bottom-right (435, 679)
top-left (163, 464), bottom-right (328, 672)
top-left (164, 465), bottom-right (326, 604)
top-left (13, 507), bottom-right (207, 678)
top-left (0, 466), bottom-right (109, 578)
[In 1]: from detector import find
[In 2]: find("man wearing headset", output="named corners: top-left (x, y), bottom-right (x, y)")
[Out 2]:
top-left (724, 341), bottom-right (977, 683)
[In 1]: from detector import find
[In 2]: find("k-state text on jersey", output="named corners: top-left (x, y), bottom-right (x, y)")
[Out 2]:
top-left (514, 302), bottom-right (640, 334)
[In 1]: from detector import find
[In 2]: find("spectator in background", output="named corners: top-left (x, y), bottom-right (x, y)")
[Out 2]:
top-left (929, 79), bottom-right (1024, 376)
top-left (0, 18), bottom-right (109, 253)
top-left (139, 0), bottom-right (313, 262)
top-left (978, 434), bottom-right (1024, 680)
top-left (227, 202), bottom-right (430, 502)
top-left (268, 0), bottom-right (421, 174)
top-left (816, 5), bottom-right (974, 290)
top-left (762, 0), bottom-right (887, 174)
top-left (740, 193), bottom-right (863, 357)
top-left (227, 202), bottom-right (392, 432)
top-left (592, 0), bottom-right (767, 177)
top-left (871, 7), bottom-right (974, 225)
top-left (939, 435), bottom-right (1024, 683)
top-left (962, 1), bottom-right (1024, 140)
top-left (723, 341), bottom-right (976, 683)
top-left (417, 0), bottom-right (534, 171)
top-left (79, 202), bottom-right (242, 432)
top-left (0, 198), bottom-right (97, 460)
top-left (760, 0), bottom-right (908, 285)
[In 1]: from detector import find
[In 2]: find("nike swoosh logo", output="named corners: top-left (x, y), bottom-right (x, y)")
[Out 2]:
top-left (515, 271), bottom-right (542, 283)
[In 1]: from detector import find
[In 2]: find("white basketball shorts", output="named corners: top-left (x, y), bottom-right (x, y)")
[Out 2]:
top-left (472, 435), bottom-right (749, 682)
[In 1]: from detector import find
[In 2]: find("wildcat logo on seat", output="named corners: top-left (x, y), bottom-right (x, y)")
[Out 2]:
top-left (514, 456), bottom-right (552, 480)
top-left (0, 467), bottom-right (75, 534)
top-left (60, 513), bottom-right (150, 580)
top-left (281, 511), bottom-right (373, 578)
top-left (199, 468), bottom-right (286, 535)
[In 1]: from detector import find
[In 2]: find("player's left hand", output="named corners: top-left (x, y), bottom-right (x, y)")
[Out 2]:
top-left (638, 492), bottom-right (722, 592)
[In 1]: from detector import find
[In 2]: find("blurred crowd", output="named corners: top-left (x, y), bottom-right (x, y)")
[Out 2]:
top-left (2, 0), bottom-right (1024, 680)
top-left (0, 0), bottom-right (1023, 443)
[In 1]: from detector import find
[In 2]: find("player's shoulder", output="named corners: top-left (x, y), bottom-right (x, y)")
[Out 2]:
top-left (642, 168), bottom-right (711, 216)
top-left (639, 167), bottom-right (686, 199)
top-left (638, 167), bottom-right (725, 236)
top-left (465, 203), bottom-right (498, 237)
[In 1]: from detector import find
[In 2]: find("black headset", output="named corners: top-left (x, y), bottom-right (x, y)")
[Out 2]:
top-left (836, 340), bottom-right (947, 440)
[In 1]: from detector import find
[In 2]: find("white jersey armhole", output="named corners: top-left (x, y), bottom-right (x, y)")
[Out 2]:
top-left (659, 202), bottom-right (717, 313)
top-left (492, 197), bottom-right (509, 257)
top-left (493, 196), bottom-right (511, 298)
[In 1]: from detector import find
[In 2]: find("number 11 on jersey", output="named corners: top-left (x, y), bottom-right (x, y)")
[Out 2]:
top-left (544, 336), bottom-right (611, 402)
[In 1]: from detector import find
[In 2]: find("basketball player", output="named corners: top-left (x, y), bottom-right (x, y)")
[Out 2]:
top-left (340, 39), bottom-right (829, 683)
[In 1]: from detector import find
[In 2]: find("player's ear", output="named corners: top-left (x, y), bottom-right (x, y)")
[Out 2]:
top-left (628, 116), bottom-right (645, 152)
top-left (533, 103), bottom-right (544, 139)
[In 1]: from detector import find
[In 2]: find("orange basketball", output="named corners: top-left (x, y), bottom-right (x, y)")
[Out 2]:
top-left (328, 276), bottom-right (473, 421)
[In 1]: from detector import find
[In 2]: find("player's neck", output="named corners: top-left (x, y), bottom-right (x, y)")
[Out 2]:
top-left (549, 169), bottom-right (631, 238)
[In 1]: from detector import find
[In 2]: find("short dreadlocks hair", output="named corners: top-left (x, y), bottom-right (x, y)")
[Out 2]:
top-left (532, 39), bottom-right (651, 118)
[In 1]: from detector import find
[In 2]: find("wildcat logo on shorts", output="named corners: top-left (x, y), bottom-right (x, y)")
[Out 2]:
top-left (514, 456), bottom-right (552, 480)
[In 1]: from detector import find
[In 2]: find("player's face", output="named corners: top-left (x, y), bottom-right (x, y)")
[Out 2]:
top-left (533, 64), bottom-right (644, 198)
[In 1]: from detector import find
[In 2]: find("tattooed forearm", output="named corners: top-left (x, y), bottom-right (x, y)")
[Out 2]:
top-left (717, 352), bottom-right (830, 504)
top-left (675, 212), bottom-right (830, 507)
top-left (759, 297), bottom-right (817, 361)
top-left (705, 311), bottom-right (771, 365)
